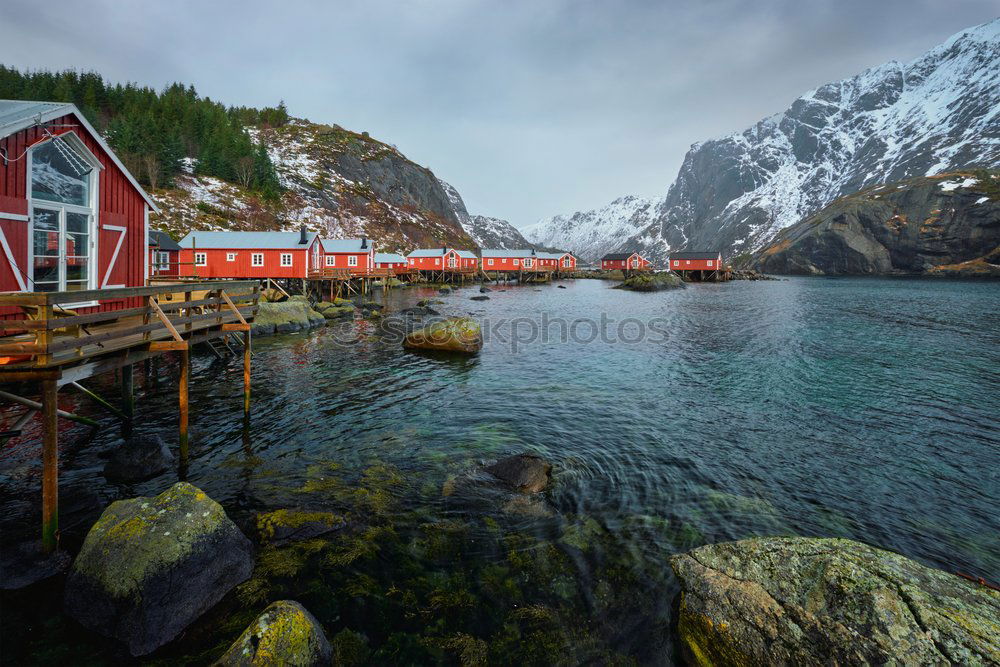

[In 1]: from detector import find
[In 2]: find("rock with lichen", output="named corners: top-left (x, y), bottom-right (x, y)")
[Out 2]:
top-left (614, 271), bottom-right (685, 292)
top-left (403, 316), bottom-right (482, 354)
top-left (670, 536), bottom-right (1000, 666)
top-left (64, 482), bottom-right (253, 656)
top-left (215, 600), bottom-right (331, 666)
top-left (484, 453), bottom-right (552, 493)
top-left (255, 509), bottom-right (345, 546)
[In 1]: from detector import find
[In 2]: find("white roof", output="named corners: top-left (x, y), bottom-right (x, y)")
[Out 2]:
top-left (321, 238), bottom-right (371, 253)
top-left (179, 230), bottom-right (319, 249)
top-left (0, 100), bottom-right (159, 213)
top-left (374, 252), bottom-right (406, 263)
top-left (481, 248), bottom-right (536, 258)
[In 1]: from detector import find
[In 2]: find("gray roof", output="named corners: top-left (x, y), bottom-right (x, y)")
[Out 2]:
top-left (669, 251), bottom-right (722, 260)
top-left (536, 251), bottom-right (567, 260)
top-left (602, 252), bottom-right (642, 261)
top-left (178, 230), bottom-right (318, 249)
top-left (454, 250), bottom-right (477, 259)
top-left (481, 248), bottom-right (536, 258)
top-left (374, 252), bottom-right (406, 263)
top-left (321, 238), bottom-right (370, 253)
top-left (407, 248), bottom-right (448, 258)
top-left (0, 100), bottom-right (159, 213)
top-left (148, 230), bottom-right (181, 251)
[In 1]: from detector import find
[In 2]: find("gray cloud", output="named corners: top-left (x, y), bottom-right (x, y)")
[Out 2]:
top-left (2, 0), bottom-right (996, 226)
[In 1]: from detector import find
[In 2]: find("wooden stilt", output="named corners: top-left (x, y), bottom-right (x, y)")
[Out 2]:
top-left (121, 363), bottom-right (134, 435)
top-left (243, 330), bottom-right (251, 418)
top-left (179, 347), bottom-right (190, 462)
top-left (41, 377), bottom-right (58, 552)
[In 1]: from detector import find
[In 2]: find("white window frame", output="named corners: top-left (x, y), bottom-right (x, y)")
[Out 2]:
top-left (523, 258), bottom-right (533, 268)
top-left (27, 132), bottom-right (101, 305)
top-left (326, 255), bottom-right (336, 266)
top-left (194, 252), bottom-right (207, 267)
top-left (707, 260), bottom-right (713, 267)
top-left (487, 258), bottom-right (494, 266)
top-left (434, 258), bottom-right (440, 265)
top-left (252, 253), bottom-right (264, 267)
top-left (157, 250), bottom-right (170, 272)
top-left (447, 255), bottom-right (456, 268)
top-left (563, 257), bottom-right (570, 267)
top-left (280, 253), bottom-right (293, 267)
top-left (227, 252), bottom-right (236, 262)
top-left (674, 260), bottom-right (679, 266)
top-left (348, 255), bottom-right (358, 267)
top-left (513, 258), bottom-right (519, 266)
top-left (685, 260), bottom-right (690, 265)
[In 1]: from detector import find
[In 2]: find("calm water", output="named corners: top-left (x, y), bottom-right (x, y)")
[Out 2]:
top-left (2, 277), bottom-right (999, 664)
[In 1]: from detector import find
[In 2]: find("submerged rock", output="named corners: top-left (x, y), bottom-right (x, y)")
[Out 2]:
top-left (358, 301), bottom-right (383, 312)
top-left (403, 316), bottom-right (482, 354)
top-left (438, 287), bottom-right (452, 294)
top-left (102, 434), bottom-right (173, 483)
top-left (0, 542), bottom-right (71, 590)
top-left (64, 482), bottom-right (253, 656)
top-left (479, 286), bottom-right (491, 293)
top-left (417, 299), bottom-right (444, 307)
top-left (615, 272), bottom-right (685, 292)
top-left (255, 509), bottom-right (345, 546)
top-left (557, 285), bottom-right (567, 289)
top-left (470, 295), bottom-right (490, 301)
top-left (252, 298), bottom-right (326, 336)
top-left (670, 536), bottom-right (1000, 666)
top-left (484, 453), bottom-right (552, 493)
top-left (216, 600), bottom-right (331, 666)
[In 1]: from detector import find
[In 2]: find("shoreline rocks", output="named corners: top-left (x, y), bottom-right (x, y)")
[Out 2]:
top-left (615, 272), bottom-right (685, 292)
top-left (403, 316), bottom-right (482, 354)
top-left (64, 482), bottom-right (253, 656)
top-left (216, 600), bottom-right (332, 666)
top-left (102, 434), bottom-right (174, 483)
top-left (252, 296), bottom-right (326, 336)
top-left (670, 536), bottom-right (1000, 665)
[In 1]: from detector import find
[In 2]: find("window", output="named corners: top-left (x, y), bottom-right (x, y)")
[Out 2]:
top-left (674, 260), bottom-right (679, 266)
top-left (326, 255), bottom-right (336, 266)
top-left (409, 258), bottom-right (415, 265)
top-left (29, 136), bottom-right (97, 293)
top-left (487, 258), bottom-right (494, 266)
top-left (513, 259), bottom-right (519, 266)
top-left (281, 253), bottom-right (293, 267)
top-left (685, 260), bottom-right (690, 265)
top-left (524, 258), bottom-right (532, 268)
top-left (227, 252), bottom-right (236, 262)
top-left (448, 255), bottom-right (456, 268)
top-left (348, 255), bottom-right (358, 267)
top-left (252, 253), bottom-right (264, 267)
top-left (194, 252), bottom-right (206, 267)
top-left (434, 258), bottom-right (440, 265)
top-left (157, 251), bottom-right (170, 271)
top-left (707, 260), bottom-right (713, 267)
top-left (563, 258), bottom-right (570, 267)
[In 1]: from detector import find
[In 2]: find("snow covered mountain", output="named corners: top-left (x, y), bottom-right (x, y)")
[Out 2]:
top-left (543, 19), bottom-right (1000, 263)
top-left (439, 179), bottom-right (534, 249)
top-left (523, 195), bottom-right (662, 262)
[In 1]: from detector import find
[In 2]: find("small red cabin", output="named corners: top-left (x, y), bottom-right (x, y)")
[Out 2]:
top-left (481, 248), bottom-right (540, 271)
top-left (374, 252), bottom-right (407, 273)
top-left (320, 238), bottom-right (374, 274)
top-left (0, 100), bottom-right (158, 314)
top-left (669, 251), bottom-right (722, 272)
top-left (536, 251), bottom-right (576, 270)
top-left (407, 247), bottom-right (463, 270)
top-left (149, 230), bottom-right (180, 278)
top-left (178, 228), bottom-right (320, 279)
top-left (601, 252), bottom-right (650, 271)
top-left (455, 250), bottom-right (478, 269)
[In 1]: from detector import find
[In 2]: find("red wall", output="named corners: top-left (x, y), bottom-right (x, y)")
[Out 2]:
top-left (321, 251), bottom-right (373, 272)
top-left (1, 114), bottom-right (147, 315)
top-left (602, 255), bottom-right (649, 270)
top-left (149, 248), bottom-right (180, 277)
top-left (181, 247), bottom-right (311, 279)
top-left (482, 255), bottom-right (536, 270)
top-left (670, 257), bottom-right (720, 271)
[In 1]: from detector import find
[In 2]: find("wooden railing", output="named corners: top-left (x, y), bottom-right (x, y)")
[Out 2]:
top-left (308, 267), bottom-right (398, 279)
top-left (0, 281), bottom-right (259, 370)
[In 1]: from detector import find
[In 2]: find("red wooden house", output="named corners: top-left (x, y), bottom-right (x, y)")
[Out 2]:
top-left (178, 228), bottom-right (320, 279)
top-left (148, 230), bottom-right (180, 278)
top-left (601, 252), bottom-right (650, 271)
top-left (407, 247), bottom-right (461, 271)
top-left (1, 100), bottom-right (159, 313)
top-left (320, 238), bottom-right (374, 274)
top-left (669, 251), bottom-right (722, 272)
top-left (480, 248), bottom-right (540, 271)
top-left (536, 251), bottom-right (577, 271)
top-left (455, 249), bottom-right (479, 270)
top-left (374, 252), bottom-right (407, 272)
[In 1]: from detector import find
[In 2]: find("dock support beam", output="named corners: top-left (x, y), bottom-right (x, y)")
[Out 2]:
top-left (41, 377), bottom-right (58, 553)
top-left (243, 331), bottom-right (251, 418)
top-left (179, 347), bottom-right (190, 463)
top-left (121, 363), bottom-right (134, 435)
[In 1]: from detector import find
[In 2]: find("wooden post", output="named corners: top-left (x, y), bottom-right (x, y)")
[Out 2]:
top-left (179, 347), bottom-right (190, 463)
top-left (41, 377), bottom-right (58, 552)
top-left (121, 363), bottom-right (134, 435)
top-left (243, 330), bottom-right (251, 418)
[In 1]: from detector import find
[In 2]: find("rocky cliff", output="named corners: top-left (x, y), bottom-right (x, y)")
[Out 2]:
top-left (756, 170), bottom-right (1000, 276)
top-left (536, 19), bottom-right (1000, 264)
top-left (151, 120), bottom-right (477, 252)
top-left (438, 180), bottom-right (533, 249)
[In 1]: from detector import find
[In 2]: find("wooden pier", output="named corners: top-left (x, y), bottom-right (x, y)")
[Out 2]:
top-left (0, 280), bottom-right (259, 552)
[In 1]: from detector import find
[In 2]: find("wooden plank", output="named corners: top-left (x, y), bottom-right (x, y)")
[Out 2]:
top-left (149, 341), bottom-right (189, 351)
top-left (219, 290), bottom-right (248, 326)
top-left (221, 323), bottom-right (250, 332)
top-left (148, 297), bottom-right (183, 341)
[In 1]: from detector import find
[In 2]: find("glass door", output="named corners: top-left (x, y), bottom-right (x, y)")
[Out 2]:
top-left (31, 205), bottom-right (91, 292)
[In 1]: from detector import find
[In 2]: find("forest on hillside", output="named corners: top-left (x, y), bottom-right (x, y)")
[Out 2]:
top-left (0, 67), bottom-right (286, 198)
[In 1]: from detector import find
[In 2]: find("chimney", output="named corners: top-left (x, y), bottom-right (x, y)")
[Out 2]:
top-left (531, 248), bottom-right (536, 256)
top-left (443, 245), bottom-right (448, 253)
top-left (361, 236), bottom-right (368, 249)
top-left (299, 224), bottom-right (308, 245)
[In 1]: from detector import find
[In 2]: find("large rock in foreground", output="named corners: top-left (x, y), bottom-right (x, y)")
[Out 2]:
top-left (252, 297), bottom-right (326, 336)
top-left (216, 600), bottom-right (332, 666)
top-left (65, 482), bottom-right (253, 656)
top-left (403, 316), bottom-right (482, 354)
top-left (670, 536), bottom-right (1000, 666)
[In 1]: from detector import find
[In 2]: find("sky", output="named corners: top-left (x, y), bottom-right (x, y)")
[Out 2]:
top-left (2, 1), bottom-right (998, 228)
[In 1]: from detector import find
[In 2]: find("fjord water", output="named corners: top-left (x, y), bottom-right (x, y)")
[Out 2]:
top-left (3, 277), bottom-right (999, 663)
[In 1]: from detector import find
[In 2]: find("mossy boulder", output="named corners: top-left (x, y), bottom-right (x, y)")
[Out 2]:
top-left (316, 304), bottom-right (354, 320)
top-left (670, 536), bottom-right (1000, 666)
top-left (615, 272), bottom-right (685, 292)
top-left (64, 482), bottom-right (253, 656)
top-left (403, 316), bottom-right (482, 354)
top-left (484, 453), bottom-right (552, 493)
top-left (215, 600), bottom-right (331, 666)
top-left (252, 299), bottom-right (326, 335)
top-left (255, 509), bottom-right (345, 546)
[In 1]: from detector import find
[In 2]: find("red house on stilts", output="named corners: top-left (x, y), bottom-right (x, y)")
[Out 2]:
top-left (148, 230), bottom-right (180, 278)
top-left (0, 100), bottom-right (159, 315)
top-left (601, 252), bottom-right (651, 271)
top-left (177, 228), bottom-right (321, 279)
